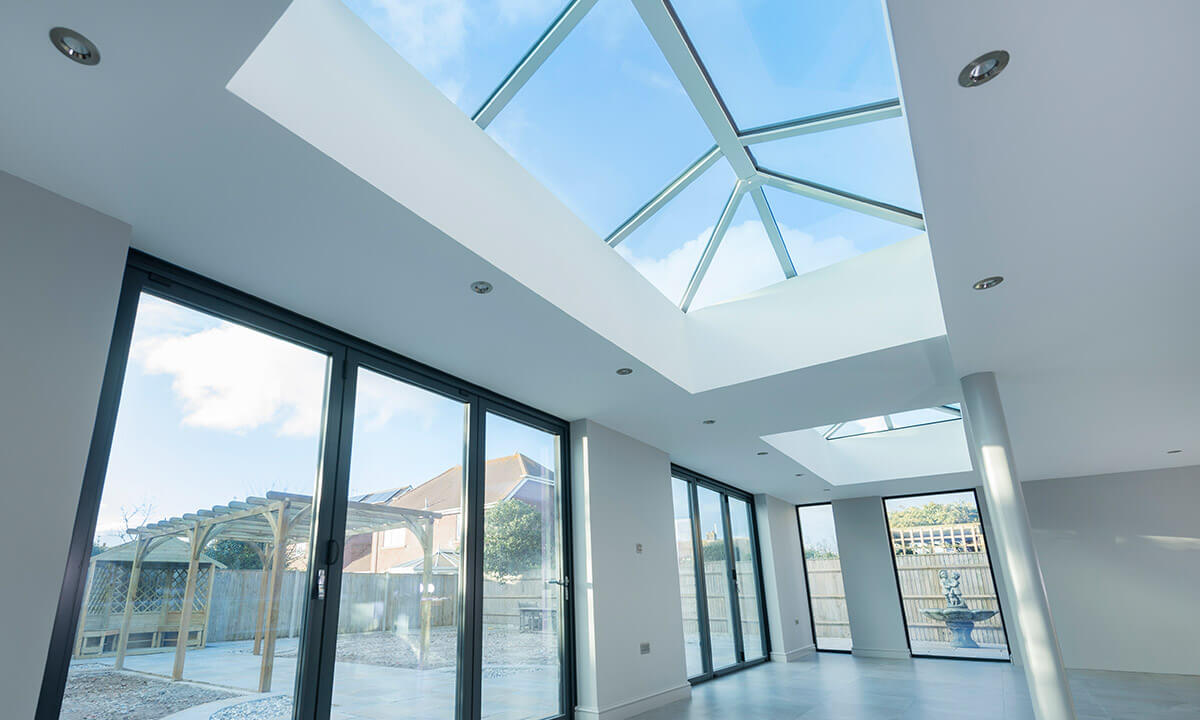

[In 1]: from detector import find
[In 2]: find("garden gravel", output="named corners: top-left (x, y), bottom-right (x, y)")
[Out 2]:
top-left (60, 665), bottom-right (237, 720)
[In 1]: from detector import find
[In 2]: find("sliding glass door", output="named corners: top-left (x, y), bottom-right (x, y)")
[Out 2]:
top-left (883, 490), bottom-right (1009, 660)
top-left (669, 468), bottom-right (768, 682)
top-left (38, 256), bottom-right (573, 720)
top-left (53, 291), bottom-right (332, 720)
top-left (328, 365), bottom-right (468, 720)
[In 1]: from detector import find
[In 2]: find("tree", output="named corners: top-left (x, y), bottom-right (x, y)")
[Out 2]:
top-left (204, 539), bottom-right (264, 569)
top-left (483, 499), bottom-right (543, 581)
top-left (804, 542), bottom-right (839, 560)
top-left (887, 501), bottom-right (978, 528)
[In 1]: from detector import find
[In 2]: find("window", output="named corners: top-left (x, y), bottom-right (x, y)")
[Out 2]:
top-left (381, 527), bottom-right (409, 549)
top-left (883, 490), bottom-right (1010, 660)
top-left (669, 467), bottom-right (768, 683)
top-left (346, 0), bottom-right (925, 311)
top-left (796, 503), bottom-right (852, 652)
top-left (39, 255), bottom-right (574, 720)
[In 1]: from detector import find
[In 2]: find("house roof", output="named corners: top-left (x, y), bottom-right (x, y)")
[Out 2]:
top-left (381, 453), bottom-right (553, 514)
top-left (91, 536), bottom-right (226, 568)
top-left (350, 485), bottom-right (412, 504)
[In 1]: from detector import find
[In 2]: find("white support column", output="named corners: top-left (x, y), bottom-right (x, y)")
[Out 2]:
top-left (961, 372), bottom-right (1075, 720)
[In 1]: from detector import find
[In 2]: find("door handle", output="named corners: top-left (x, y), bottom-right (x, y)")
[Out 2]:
top-left (314, 568), bottom-right (327, 600)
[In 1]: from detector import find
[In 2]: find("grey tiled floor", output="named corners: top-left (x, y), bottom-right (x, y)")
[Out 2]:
top-left (630, 653), bottom-right (1200, 720)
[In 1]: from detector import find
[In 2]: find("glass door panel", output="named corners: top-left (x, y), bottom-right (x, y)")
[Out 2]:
top-left (329, 366), bottom-right (468, 719)
top-left (883, 491), bottom-right (1010, 660)
top-left (481, 412), bottom-right (564, 720)
top-left (60, 292), bottom-right (328, 719)
top-left (670, 478), bottom-right (704, 677)
top-left (695, 486), bottom-right (737, 670)
top-left (796, 504), bottom-right (852, 651)
top-left (727, 498), bottom-right (764, 661)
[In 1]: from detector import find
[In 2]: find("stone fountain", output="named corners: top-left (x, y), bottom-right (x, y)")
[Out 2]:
top-left (919, 569), bottom-right (997, 648)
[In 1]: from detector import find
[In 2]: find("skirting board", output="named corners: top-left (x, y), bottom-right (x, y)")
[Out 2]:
top-left (575, 684), bottom-right (692, 720)
top-left (851, 647), bottom-right (912, 660)
top-left (770, 645), bottom-right (815, 662)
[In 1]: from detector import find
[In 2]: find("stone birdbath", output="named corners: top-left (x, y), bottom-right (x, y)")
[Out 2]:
top-left (919, 569), bottom-right (997, 648)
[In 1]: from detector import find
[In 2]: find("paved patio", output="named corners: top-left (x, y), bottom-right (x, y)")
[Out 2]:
top-left (72, 634), bottom-right (560, 720)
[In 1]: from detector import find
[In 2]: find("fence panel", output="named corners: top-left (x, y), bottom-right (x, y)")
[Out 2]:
top-left (678, 561), bottom-right (761, 639)
top-left (799, 554), bottom-right (1005, 647)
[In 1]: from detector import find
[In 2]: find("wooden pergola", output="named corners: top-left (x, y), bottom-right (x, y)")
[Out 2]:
top-left (106, 490), bottom-right (439, 692)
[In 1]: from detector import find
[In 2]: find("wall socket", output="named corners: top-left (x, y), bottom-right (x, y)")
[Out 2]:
top-left (639, 642), bottom-right (651, 655)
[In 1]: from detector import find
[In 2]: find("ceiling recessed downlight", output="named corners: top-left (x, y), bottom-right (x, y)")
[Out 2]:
top-left (470, 281), bottom-right (493, 295)
top-left (50, 27), bottom-right (100, 66)
top-left (958, 50), bottom-right (1009, 87)
top-left (615, 367), bottom-right (633, 376)
top-left (973, 276), bottom-right (1004, 290)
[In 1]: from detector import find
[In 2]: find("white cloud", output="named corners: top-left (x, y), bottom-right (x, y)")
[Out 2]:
top-left (134, 323), bottom-right (329, 437)
top-left (691, 220), bottom-right (786, 309)
top-left (617, 218), bottom-right (865, 310)
top-left (616, 229), bottom-right (706, 305)
top-left (130, 299), bottom-right (447, 438)
top-left (353, 367), bottom-right (449, 432)
top-left (366, 0), bottom-right (469, 83)
top-left (494, 0), bottom-right (560, 24)
top-left (780, 224), bottom-right (859, 276)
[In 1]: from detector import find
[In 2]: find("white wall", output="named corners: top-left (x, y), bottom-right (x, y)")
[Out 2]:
top-left (754, 493), bottom-right (814, 661)
top-left (832, 497), bottom-right (910, 659)
top-left (0, 172), bottom-right (129, 718)
top-left (571, 420), bottom-right (690, 720)
top-left (1024, 466), bottom-right (1200, 675)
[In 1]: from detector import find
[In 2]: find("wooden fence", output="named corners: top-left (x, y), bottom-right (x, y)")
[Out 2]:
top-left (803, 557), bottom-right (851, 640)
top-left (207, 571), bottom-right (553, 643)
top-left (804, 553), bottom-right (1005, 646)
top-left (678, 561), bottom-right (762, 640)
top-left (894, 553), bottom-right (1005, 646)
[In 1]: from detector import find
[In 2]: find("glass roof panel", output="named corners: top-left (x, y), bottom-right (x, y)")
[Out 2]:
top-left (343, 0), bottom-right (570, 115)
top-left (762, 187), bottom-right (922, 278)
top-left (689, 196), bottom-right (785, 310)
top-left (752, 116), bottom-right (923, 211)
top-left (670, 0), bottom-right (900, 128)
top-left (484, 0), bottom-right (715, 236)
top-left (826, 406), bottom-right (962, 440)
top-left (890, 407), bottom-right (960, 427)
top-left (616, 157), bottom-right (738, 305)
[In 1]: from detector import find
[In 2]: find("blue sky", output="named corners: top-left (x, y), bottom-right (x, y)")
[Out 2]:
top-left (344, 0), bottom-right (924, 309)
top-left (94, 294), bottom-right (557, 547)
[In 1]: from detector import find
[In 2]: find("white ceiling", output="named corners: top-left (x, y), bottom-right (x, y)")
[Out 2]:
top-left (889, 0), bottom-right (1200, 482)
top-left (1, 0), bottom-right (1196, 503)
